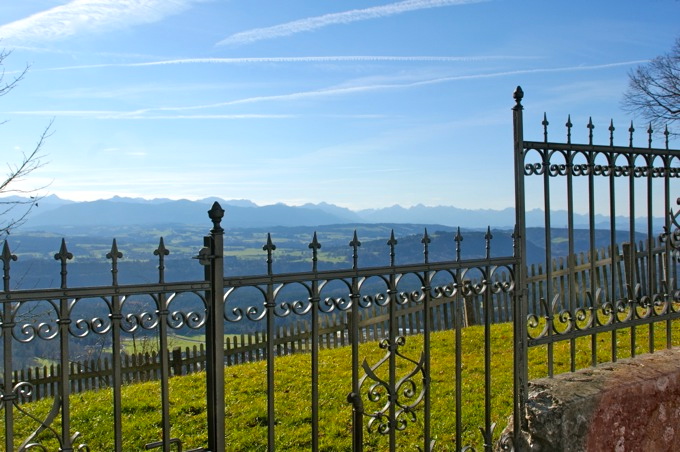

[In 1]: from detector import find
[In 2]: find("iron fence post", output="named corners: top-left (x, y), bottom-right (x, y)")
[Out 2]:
top-left (205, 202), bottom-right (225, 451)
top-left (512, 86), bottom-right (529, 448)
top-left (348, 232), bottom-right (363, 452)
top-left (1, 242), bottom-right (17, 452)
top-left (56, 239), bottom-right (74, 451)
top-left (107, 239), bottom-right (124, 452)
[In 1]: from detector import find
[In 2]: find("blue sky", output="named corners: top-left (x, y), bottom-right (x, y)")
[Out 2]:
top-left (0, 0), bottom-right (678, 212)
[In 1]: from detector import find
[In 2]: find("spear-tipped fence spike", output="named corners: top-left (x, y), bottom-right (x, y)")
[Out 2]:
top-left (107, 239), bottom-right (122, 286)
top-left (665, 125), bottom-right (670, 149)
top-left (455, 227), bottom-right (463, 261)
top-left (263, 233), bottom-right (276, 252)
top-left (350, 230), bottom-right (361, 269)
top-left (388, 230), bottom-right (397, 266)
top-left (263, 233), bottom-right (276, 273)
top-left (309, 232), bottom-right (320, 271)
top-left (1, 241), bottom-right (17, 264)
top-left (107, 238), bottom-right (123, 260)
top-left (609, 120), bottom-right (615, 146)
top-left (309, 232), bottom-right (321, 250)
top-left (154, 237), bottom-right (170, 257)
top-left (587, 117), bottom-right (595, 145)
top-left (155, 237), bottom-right (169, 283)
top-left (629, 121), bottom-right (635, 147)
top-left (566, 115), bottom-right (573, 143)
top-left (1, 241), bottom-right (16, 291)
top-left (485, 226), bottom-right (493, 259)
top-left (542, 113), bottom-right (549, 142)
top-left (349, 230), bottom-right (361, 248)
top-left (421, 228), bottom-right (431, 246)
top-left (648, 122), bottom-right (654, 148)
top-left (54, 238), bottom-right (74, 262)
top-left (422, 229), bottom-right (430, 264)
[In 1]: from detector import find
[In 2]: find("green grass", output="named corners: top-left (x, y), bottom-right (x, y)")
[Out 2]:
top-left (6, 321), bottom-right (680, 451)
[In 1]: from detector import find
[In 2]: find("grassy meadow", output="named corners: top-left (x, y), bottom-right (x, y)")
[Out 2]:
top-left (5, 320), bottom-right (680, 451)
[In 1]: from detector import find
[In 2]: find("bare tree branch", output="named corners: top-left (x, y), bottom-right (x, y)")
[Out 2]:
top-left (623, 37), bottom-right (680, 135)
top-left (0, 49), bottom-right (52, 238)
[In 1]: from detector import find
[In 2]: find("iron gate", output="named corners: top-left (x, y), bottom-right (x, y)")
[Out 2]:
top-left (508, 86), bottom-right (680, 449)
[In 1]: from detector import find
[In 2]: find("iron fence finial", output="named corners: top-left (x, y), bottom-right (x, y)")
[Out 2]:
top-left (263, 233), bottom-right (276, 275)
top-left (54, 238), bottom-right (73, 289)
top-left (629, 121), bottom-right (635, 147)
top-left (387, 230), bottom-right (397, 267)
top-left (587, 117), bottom-right (595, 145)
top-left (454, 227), bottom-right (463, 262)
top-left (566, 115), bottom-right (573, 144)
top-left (309, 232), bottom-right (321, 272)
top-left (421, 229), bottom-right (431, 264)
top-left (154, 237), bottom-right (169, 284)
top-left (349, 231), bottom-right (361, 270)
top-left (208, 202), bottom-right (225, 234)
top-left (513, 86), bottom-right (524, 110)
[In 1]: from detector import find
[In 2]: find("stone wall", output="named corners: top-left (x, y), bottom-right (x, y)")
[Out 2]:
top-left (499, 348), bottom-right (680, 451)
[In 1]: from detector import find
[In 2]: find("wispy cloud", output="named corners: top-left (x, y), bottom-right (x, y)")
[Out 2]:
top-left (10, 61), bottom-right (645, 119)
top-left (217, 0), bottom-right (487, 46)
top-left (129, 60), bottom-right (648, 112)
top-left (0, 0), bottom-right (201, 43)
top-left (40, 55), bottom-right (539, 71)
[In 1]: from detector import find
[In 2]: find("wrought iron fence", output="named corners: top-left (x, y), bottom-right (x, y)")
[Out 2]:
top-left (0, 202), bottom-right (518, 451)
top-left (14, 235), bottom-right (665, 408)
top-left (2, 88), bottom-right (679, 451)
top-left (510, 86), bottom-right (680, 448)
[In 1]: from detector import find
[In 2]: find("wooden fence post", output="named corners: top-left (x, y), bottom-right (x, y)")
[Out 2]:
top-left (622, 242), bottom-right (634, 297)
top-left (172, 347), bottom-right (183, 376)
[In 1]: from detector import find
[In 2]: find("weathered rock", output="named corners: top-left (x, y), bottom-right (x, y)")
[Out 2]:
top-left (497, 348), bottom-right (680, 451)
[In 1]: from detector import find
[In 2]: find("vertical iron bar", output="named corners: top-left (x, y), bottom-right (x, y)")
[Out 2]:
top-left (309, 233), bottom-right (321, 452)
top-left (154, 238), bottom-right (171, 451)
top-left (609, 150), bottom-right (619, 362)
top-left (387, 231), bottom-right (397, 451)
top-left (664, 153), bottom-right (672, 349)
top-left (647, 153), bottom-right (655, 353)
top-left (421, 230), bottom-right (432, 452)
top-left (55, 239), bottom-right (73, 451)
top-left (567, 141), bottom-right (576, 372)
top-left (2, 242), bottom-right (17, 452)
top-left (264, 233), bottom-right (276, 451)
top-left (454, 229), bottom-right (463, 451)
top-left (107, 239), bottom-right (123, 452)
top-left (511, 86), bottom-right (529, 439)
top-left (349, 231), bottom-right (363, 452)
top-left (628, 152), bottom-right (637, 358)
top-left (483, 228), bottom-right (492, 450)
top-left (205, 202), bottom-right (225, 452)
top-left (588, 147), bottom-right (598, 367)
top-left (543, 113), bottom-right (555, 377)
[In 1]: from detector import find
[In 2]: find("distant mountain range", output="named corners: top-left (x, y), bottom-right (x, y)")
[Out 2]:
top-left (7, 195), bottom-right (666, 231)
